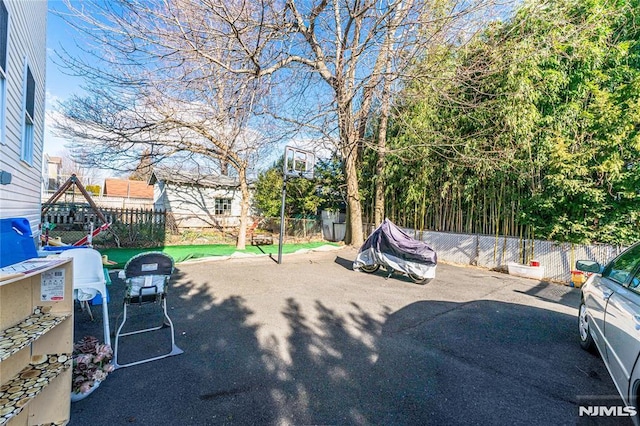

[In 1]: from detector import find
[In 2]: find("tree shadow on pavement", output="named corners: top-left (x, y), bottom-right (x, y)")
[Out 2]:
top-left (69, 266), bottom-right (620, 425)
top-left (513, 280), bottom-right (581, 310)
top-left (268, 299), bottom-right (621, 425)
top-left (70, 268), bottom-right (279, 425)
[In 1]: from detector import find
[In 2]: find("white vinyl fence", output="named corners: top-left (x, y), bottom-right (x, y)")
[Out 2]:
top-left (41, 193), bottom-right (153, 209)
top-left (403, 229), bottom-right (627, 283)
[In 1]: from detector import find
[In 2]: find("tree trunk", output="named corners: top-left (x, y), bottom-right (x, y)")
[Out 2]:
top-left (236, 167), bottom-right (249, 250)
top-left (343, 142), bottom-right (364, 246)
top-left (374, 59), bottom-right (393, 227)
top-left (373, 106), bottom-right (389, 227)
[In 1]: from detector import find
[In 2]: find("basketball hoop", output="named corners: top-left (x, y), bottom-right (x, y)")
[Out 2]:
top-left (284, 146), bottom-right (315, 179)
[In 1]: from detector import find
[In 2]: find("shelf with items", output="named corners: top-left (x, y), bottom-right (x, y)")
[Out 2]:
top-left (0, 354), bottom-right (72, 425)
top-left (0, 257), bottom-right (73, 426)
top-left (0, 308), bottom-right (71, 362)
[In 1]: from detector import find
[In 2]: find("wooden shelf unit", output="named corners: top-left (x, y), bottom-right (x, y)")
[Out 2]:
top-left (0, 258), bottom-right (73, 426)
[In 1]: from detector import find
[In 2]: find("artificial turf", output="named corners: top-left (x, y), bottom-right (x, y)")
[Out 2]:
top-left (99, 241), bottom-right (340, 268)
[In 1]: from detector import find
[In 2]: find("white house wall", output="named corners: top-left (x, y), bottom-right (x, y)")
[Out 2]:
top-left (153, 180), bottom-right (167, 211)
top-left (0, 0), bottom-right (46, 236)
top-left (163, 183), bottom-right (243, 228)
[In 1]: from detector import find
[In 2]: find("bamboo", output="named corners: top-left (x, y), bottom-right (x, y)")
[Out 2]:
top-left (458, 187), bottom-right (463, 233)
top-left (420, 198), bottom-right (423, 231)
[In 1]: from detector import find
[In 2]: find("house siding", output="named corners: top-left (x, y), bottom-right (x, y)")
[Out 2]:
top-left (0, 0), bottom-right (47, 236)
top-left (161, 183), bottom-right (243, 229)
top-left (153, 180), bottom-right (168, 211)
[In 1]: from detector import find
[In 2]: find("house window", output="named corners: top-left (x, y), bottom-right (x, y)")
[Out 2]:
top-left (214, 198), bottom-right (232, 215)
top-left (21, 61), bottom-right (35, 164)
top-left (0, 0), bottom-right (8, 144)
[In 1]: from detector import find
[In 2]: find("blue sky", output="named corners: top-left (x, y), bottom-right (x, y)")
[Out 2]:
top-left (44, 0), bottom-right (84, 156)
top-left (41, 1), bottom-right (318, 173)
top-left (42, 1), bottom-right (336, 173)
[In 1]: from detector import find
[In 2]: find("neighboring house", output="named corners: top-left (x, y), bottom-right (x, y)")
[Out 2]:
top-left (149, 169), bottom-right (248, 230)
top-left (103, 178), bottom-right (154, 199)
top-left (42, 154), bottom-right (62, 193)
top-left (0, 0), bottom-right (47, 237)
top-left (85, 178), bottom-right (154, 209)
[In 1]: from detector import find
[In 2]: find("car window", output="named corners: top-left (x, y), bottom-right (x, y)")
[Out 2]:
top-left (630, 270), bottom-right (640, 292)
top-left (602, 243), bottom-right (640, 286)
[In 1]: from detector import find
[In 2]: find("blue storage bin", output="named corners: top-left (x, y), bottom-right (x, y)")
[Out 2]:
top-left (42, 245), bottom-right (89, 253)
top-left (89, 287), bottom-right (110, 306)
top-left (0, 218), bottom-right (37, 267)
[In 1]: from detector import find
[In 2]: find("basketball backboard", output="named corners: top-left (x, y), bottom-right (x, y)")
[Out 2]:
top-left (284, 146), bottom-right (315, 179)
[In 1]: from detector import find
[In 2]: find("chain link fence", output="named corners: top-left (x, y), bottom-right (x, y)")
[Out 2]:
top-left (259, 217), bottom-right (323, 241)
top-left (402, 228), bottom-right (627, 283)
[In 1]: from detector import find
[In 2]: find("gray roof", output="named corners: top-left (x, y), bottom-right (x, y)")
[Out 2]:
top-left (149, 168), bottom-right (240, 188)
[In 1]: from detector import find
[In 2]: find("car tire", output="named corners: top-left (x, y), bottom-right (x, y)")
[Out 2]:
top-left (579, 301), bottom-right (596, 352)
top-left (359, 264), bottom-right (380, 273)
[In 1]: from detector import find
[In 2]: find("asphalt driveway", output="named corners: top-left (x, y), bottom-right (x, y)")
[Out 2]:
top-left (69, 246), bottom-right (623, 425)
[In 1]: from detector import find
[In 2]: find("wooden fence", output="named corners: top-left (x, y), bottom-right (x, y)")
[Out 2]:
top-left (103, 207), bottom-right (166, 225)
top-left (42, 203), bottom-right (324, 248)
top-left (42, 204), bottom-right (167, 248)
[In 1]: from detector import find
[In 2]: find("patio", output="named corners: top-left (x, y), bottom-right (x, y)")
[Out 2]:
top-left (69, 247), bottom-right (622, 425)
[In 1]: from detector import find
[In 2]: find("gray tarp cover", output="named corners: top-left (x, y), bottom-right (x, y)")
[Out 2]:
top-left (361, 219), bottom-right (437, 265)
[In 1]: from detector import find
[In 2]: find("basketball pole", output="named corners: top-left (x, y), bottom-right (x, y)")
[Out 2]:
top-left (278, 145), bottom-right (314, 264)
top-left (278, 175), bottom-right (287, 264)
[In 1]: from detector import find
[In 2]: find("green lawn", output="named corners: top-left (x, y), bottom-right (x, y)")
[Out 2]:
top-left (99, 242), bottom-right (340, 268)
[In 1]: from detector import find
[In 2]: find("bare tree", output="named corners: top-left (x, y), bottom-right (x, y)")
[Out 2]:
top-left (129, 149), bottom-right (153, 182)
top-left (279, 0), bottom-right (413, 245)
top-left (373, 59), bottom-right (394, 227)
top-left (57, 149), bottom-right (101, 186)
top-left (203, 0), bottom-right (507, 244)
top-left (53, 0), bottom-right (282, 249)
top-left (53, 0), bottom-right (507, 248)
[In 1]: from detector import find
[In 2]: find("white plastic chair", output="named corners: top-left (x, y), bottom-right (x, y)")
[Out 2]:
top-left (59, 248), bottom-right (111, 347)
